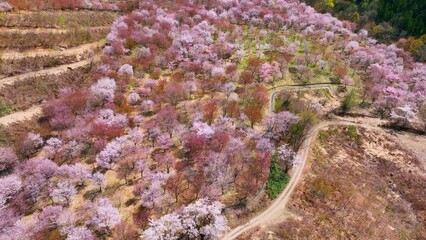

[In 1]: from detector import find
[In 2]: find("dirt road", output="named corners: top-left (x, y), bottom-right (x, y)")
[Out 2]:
top-left (0, 105), bottom-right (41, 126)
top-left (0, 26), bottom-right (109, 34)
top-left (0, 41), bottom-right (101, 60)
top-left (0, 57), bottom-right (95, 88)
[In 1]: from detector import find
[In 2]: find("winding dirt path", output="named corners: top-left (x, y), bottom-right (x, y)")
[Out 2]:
top-left (0, 57), bottom-right (95, 89)
top-left (0, 105), bottom-right (41, 126)
top-left (268, 83), bottom-right (338, 112)
top-left (0, 41), bottom-right (102, 60)
top-left (0, 26), bottom-right (109, 34)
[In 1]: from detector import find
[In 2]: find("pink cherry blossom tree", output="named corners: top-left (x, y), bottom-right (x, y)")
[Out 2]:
top-left (0, 147), bottom-right (18, 174)
top-left (143, 198), bottom-right (229, 239)
top-left (88, 198), bottom-right (121, 234)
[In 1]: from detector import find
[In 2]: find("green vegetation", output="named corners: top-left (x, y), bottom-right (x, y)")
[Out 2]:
top-left (309, 177), bottom-right (331, 199)
top-left (57, 16), bottom-right (66, 26)
top-left (341, 90), bottom-right (357, 112)
top-left (305, 0), bottom-right (426, 62)
top-left (266, 157), bottom-right (290, 199)
top-left (347, 125), bottom-right (358, 138)
top-left (0, 102), bottom-right (15, 117)
top-left (274, 98), bottom-right (284, 112)
top-left (307, 0), bottom-right (425, 37)
top-left (0, 126), bottom-right (11, 146)
top-left (318, 129), bottom-right (330, 143)
top-left (287, 110), bottom-right (318, 148)
top-left (376, 0), bottom-right (425, 38)
top-left (347, 125), bottom-right (362, 145)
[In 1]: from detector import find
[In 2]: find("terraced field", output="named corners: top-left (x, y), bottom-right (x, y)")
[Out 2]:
top-left (0, 10), bottom-right (115, 122)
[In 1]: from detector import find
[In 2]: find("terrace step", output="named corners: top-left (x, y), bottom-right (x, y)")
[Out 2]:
top-left (0, 26), bottom-right (109, 34)
top-left (0, 10), bottom-right (117, 28)
top-left (0, 41), bottom-right (103, 78)
top-left (0, 58), bottom-right (96, 89)
top-left (0, 26), bottom-right (110, 49)
top-left (0, 105), bottom-right (41, 126)
top-left (0, 41), bottom-right (102, 59)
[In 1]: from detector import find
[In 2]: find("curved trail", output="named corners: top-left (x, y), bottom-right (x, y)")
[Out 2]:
top-left (0, 57), bottom-right (96, 89)
top-left (0, 106), bottom-right (41, 126)
top-left (0, 41), bottom-right (102, 60)
top-left (222, 84), bottom-right (377, 240)
top-left (0, 26), bottom-right (109, 34)
top-left (268, 83), bottom-right (338, 112)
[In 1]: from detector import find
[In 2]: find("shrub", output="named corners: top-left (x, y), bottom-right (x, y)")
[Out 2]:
top-left (0, 2), bottom-right (13, 12)
top-left (118, 64), bottom-right (134, 77)
top-left (89, 78), bottom-right (117, 106)
top-left (347, 125), bottom-right (362, 144)
top-left (0, 147), bottom-right (18, 173)
top-left (0, 102), bottom-right (14, 117)
top-left (43, 98), bottom-right (77, 130)
top-left (266, 157), bottom-right (290, 199)
top-left (341, 90), bottom-right (357, 112)
top-left (309, 177), bottom-right (331, 200)
top-left (17, 132), bottom-right (43, 158)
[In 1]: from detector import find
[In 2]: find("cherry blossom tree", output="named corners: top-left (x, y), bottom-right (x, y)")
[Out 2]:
top-left (92, 172), bottom-right (106, 192)
top-left (49, 180), bottom-right (77, 206)
top-left (89, 77), bottom-right (117, 105)
top-left (192, 121), bottom-right (215, 138)
top-left (18, 132), bottom-right (43, 158)
top-left (165, 82), bottom-right (187, 106)
top-left (88, 198), bottom-right (121, 234)
top-left (390, 104), bottom-right (418, 128)
top-left (0, 2), bottom-right (13, 12)
top-left (142, 212), bottom-right (182, 239)
top-left (222, 82), bottom-right (236, 99)
top-left (142, 198), bottom-right (228, 239)
top-left (276, 144), bottom-right (297, 172)
top-left (95, 109), bottom-right (129, 128)
top-left (127, 92), bottom-right (141, 105)
top-left (0, 147), bottom-right (18, 174)
top-left (43, 137), bottom-right (63, 158)
top-left (66, 226), bottom-right (94, 240)
top-left (0, 175), bottom-right (22, 210)
top-left (19, 158), bottom-right (58, 201)
top-left (264, 111), bottom-right (299, 141)
top-left (154, 153), bottom-right (176, 173)
top-left (156, 133), bottom-right (174, 150)
top-left (118, 64), bottom-right (134, 77)
top-left (134, 172), bottom-right (170, 209)
top-left (260, 62), bottom-right (273, 83)
top-left (57, 163), bottom-right (91, 186)
top-left (37, 205), bottom-right (63, 230)
top-left (203, 153), bottom-right (233, 195)
top-left (96, 140), bottom-right (121, 169)
top-left (156, 107), bottom-right (178, 137)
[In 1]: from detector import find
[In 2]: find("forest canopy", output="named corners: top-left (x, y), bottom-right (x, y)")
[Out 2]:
top-left (305, 0), bottom-right (426, 61)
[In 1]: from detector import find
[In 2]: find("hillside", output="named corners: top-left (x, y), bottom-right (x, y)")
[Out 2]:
top-left (304, 0), bottom-right (426, 61)
top-left (0, 0), bottom-right (425, 240)
top-left (239, 123), bottom-right (426, 239)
